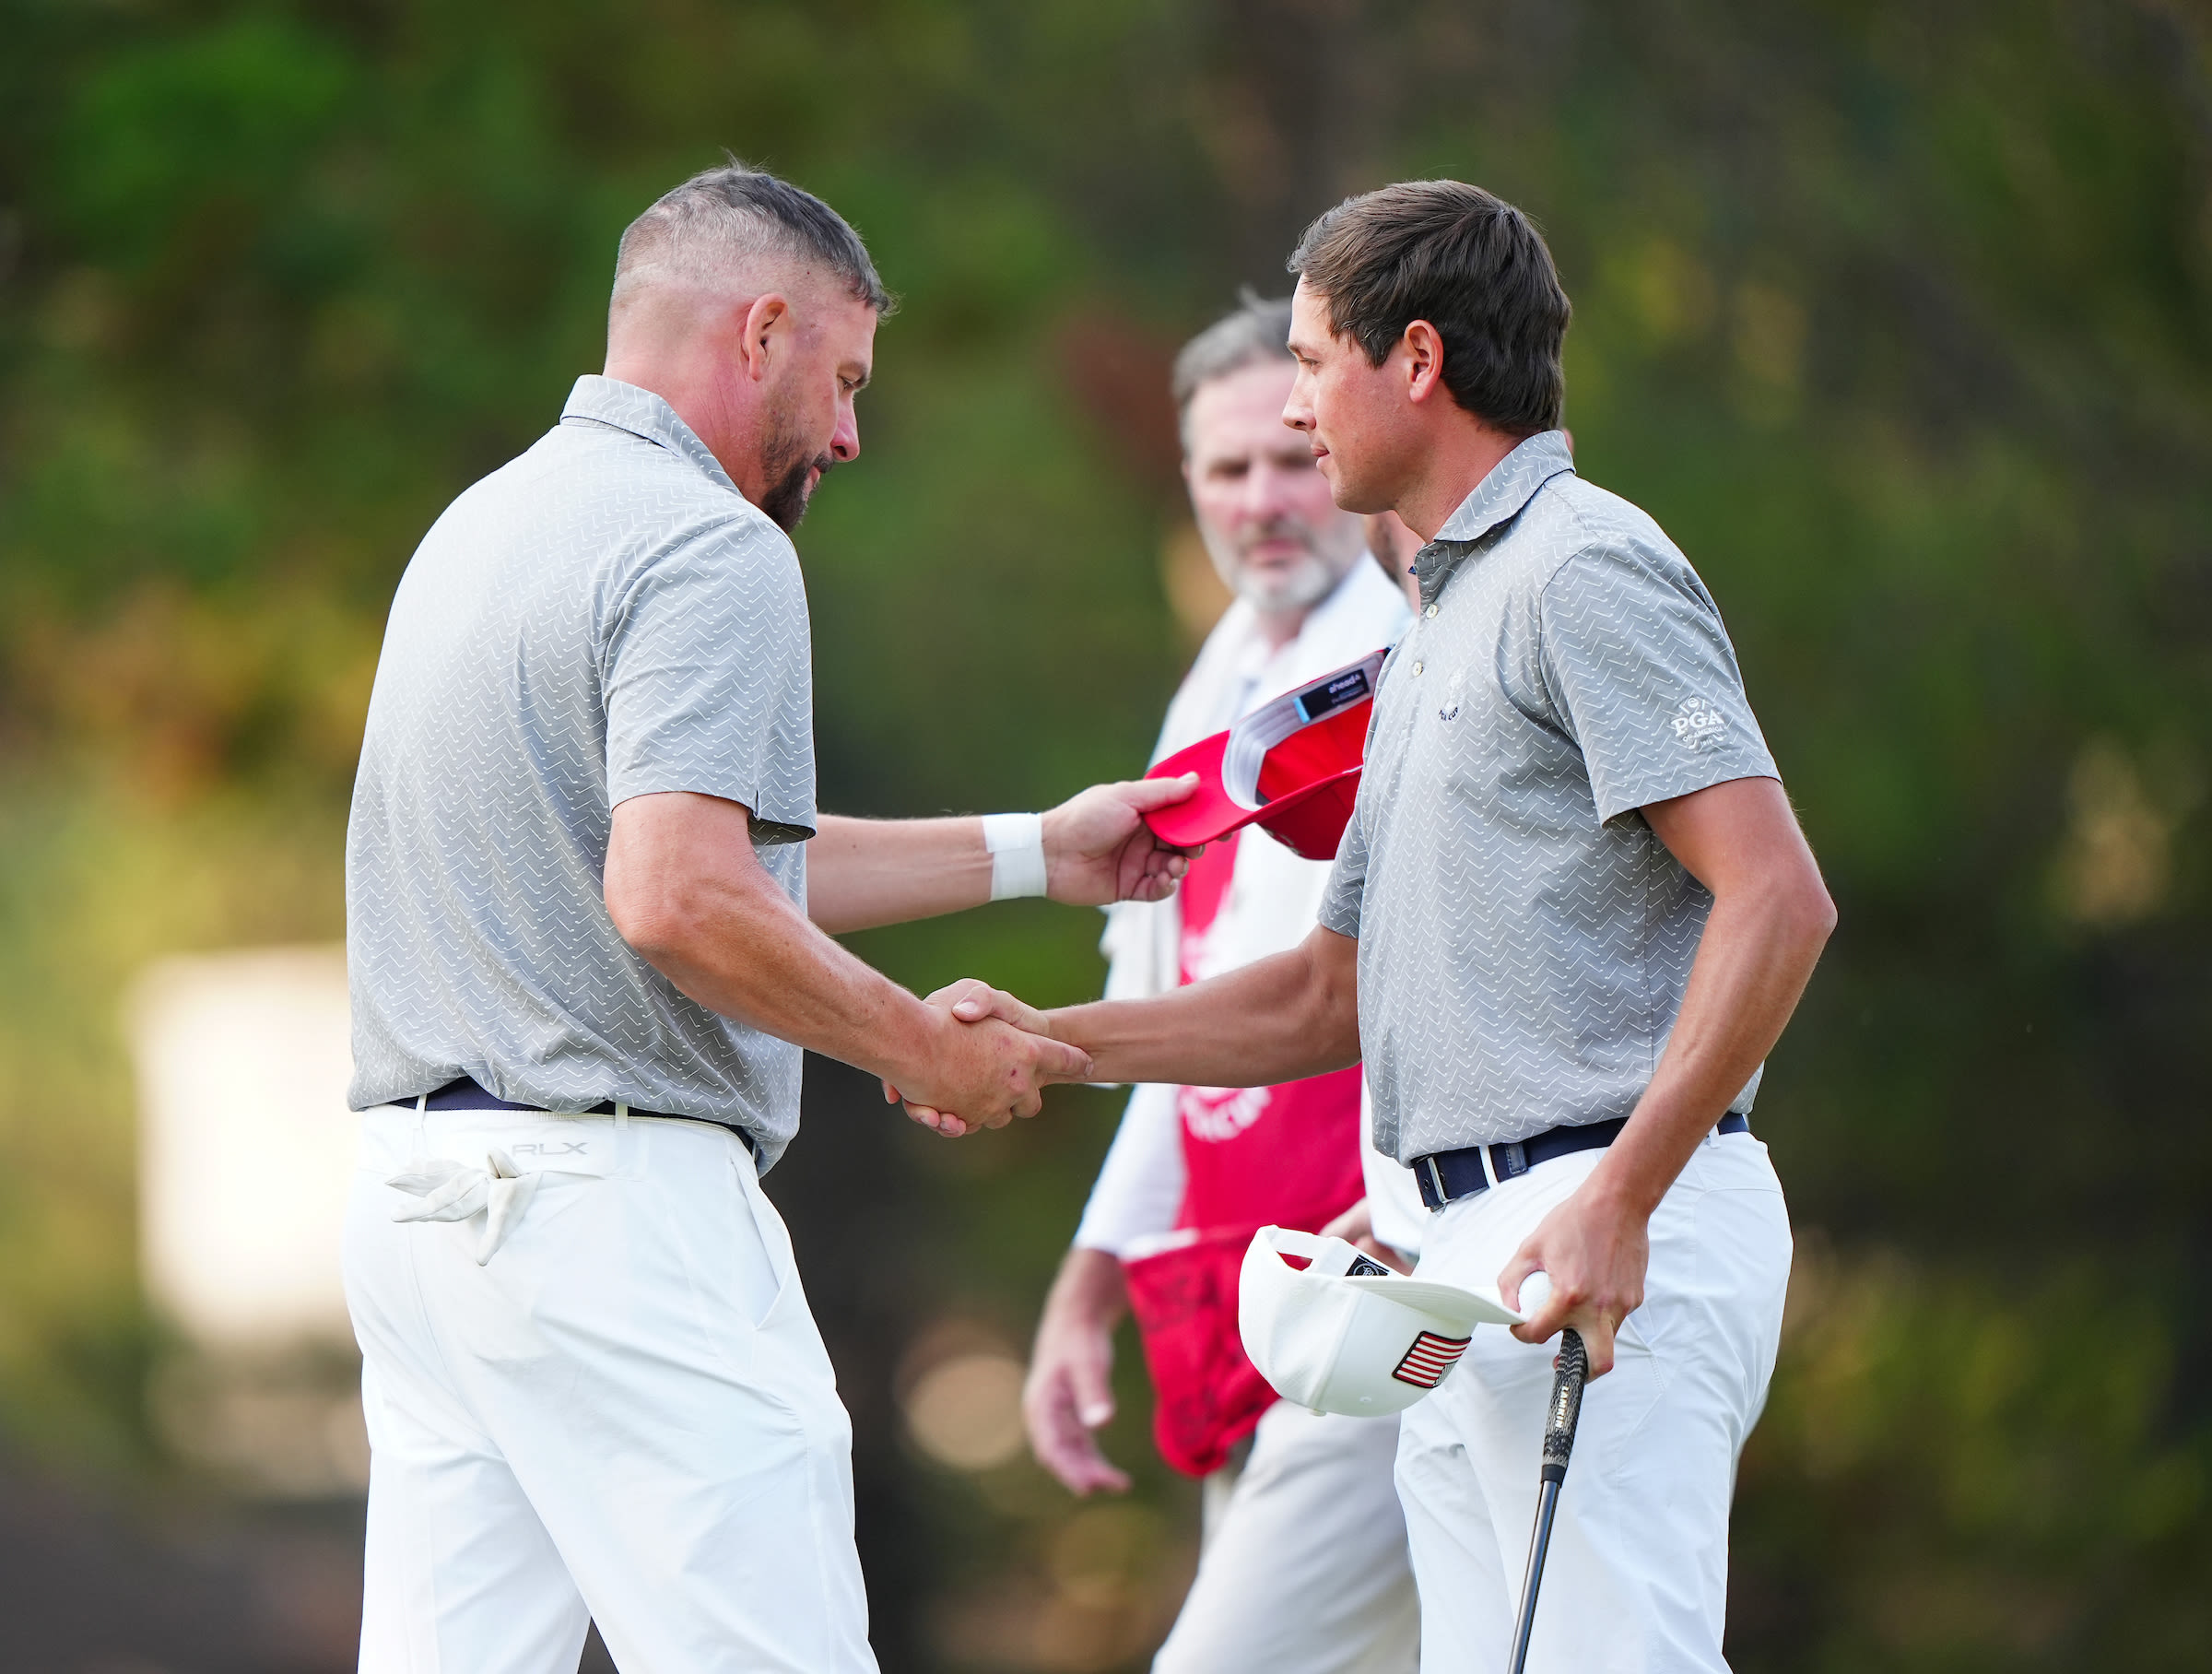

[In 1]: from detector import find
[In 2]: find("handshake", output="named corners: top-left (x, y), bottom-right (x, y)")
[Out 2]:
top-left (876, 772), bottom-right (1200, 1137)
top-left (880, 979), bottom-right (1084, 1138)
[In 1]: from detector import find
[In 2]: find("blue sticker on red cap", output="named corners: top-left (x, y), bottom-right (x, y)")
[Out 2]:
top-left (1294, 666), bottom-right (1371, 724)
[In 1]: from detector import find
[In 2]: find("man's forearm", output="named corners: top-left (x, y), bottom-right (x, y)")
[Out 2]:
top-left (1046, 1244), bottom-right (1130, 1332)
top-left (1051, 927), bottom-right (1359, 1087)
top-left (811, 779), bottom-right (1200, 934)
top-left (1500, 778), bottom-right (1833, 1371)
top-left (620, 848), bottom-right (946, 1084)
top-left (808, 814), bottom-right (993, 935)
top-left (1587, 855), bottom-right (1834, 1217)
top-left (608, 791), bottom-right (1091, 1133)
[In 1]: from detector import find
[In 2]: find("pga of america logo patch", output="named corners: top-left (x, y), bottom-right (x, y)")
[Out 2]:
top-left (1671, 695), bottom-right (1729, 753)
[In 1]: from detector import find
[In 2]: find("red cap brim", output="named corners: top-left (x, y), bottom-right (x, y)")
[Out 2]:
top-left (1142, 703), bottom-right (1369, 860)
top-left (1141, 734), bottom-right (1254, 849)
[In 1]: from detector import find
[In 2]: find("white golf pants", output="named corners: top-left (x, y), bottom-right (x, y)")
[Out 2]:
top-left (1396, 1131), bottom-right (1791, 1674)
top-left (342, 1105), bottom-right (877, 1674)
top-left (1153, 1402), bottom-right (1419, 1674)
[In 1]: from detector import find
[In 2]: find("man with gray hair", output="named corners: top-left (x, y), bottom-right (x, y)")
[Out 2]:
top-left (343, 160), bottom-right (1194, 1672)
top-left (1021, 294), bottom-right (1424, 1674)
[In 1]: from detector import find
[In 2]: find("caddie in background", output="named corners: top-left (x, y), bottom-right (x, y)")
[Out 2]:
top-left (342, 160), bottom-right (1195, 1674)
top-left (1022, 294), bottom-right (1427, 1674)
top-left (925, 181), bottom-right (1837, 1672)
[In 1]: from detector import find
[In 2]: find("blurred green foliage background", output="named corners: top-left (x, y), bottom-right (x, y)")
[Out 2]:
top-left (0, 0), bottom-right (2207, 1668)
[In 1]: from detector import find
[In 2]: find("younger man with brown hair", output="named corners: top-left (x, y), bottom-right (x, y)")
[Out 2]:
top-left (929, 182), bottom-right (1834, 1672)
top-left (1025, 295), bottom-right (1422, 1674)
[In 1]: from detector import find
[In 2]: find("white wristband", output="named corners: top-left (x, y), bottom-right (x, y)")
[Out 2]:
top-left (982, 811), bottom-right (1048, 902)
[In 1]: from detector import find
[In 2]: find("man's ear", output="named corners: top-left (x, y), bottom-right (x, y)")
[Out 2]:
top-left (737, 293), bottom-right (791, 382)
top-left (1401, 319), bottom-right (1447, 406)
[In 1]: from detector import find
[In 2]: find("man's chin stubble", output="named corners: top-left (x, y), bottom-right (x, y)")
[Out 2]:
top-left (760, 454), bottom-right (834, 533)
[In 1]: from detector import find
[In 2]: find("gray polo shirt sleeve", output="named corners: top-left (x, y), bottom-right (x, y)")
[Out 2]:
top-left (1319, 632), bottom-right (1410, 939)
top-left (602, 516), bottom-right (818, 836)
top-left (1537, 540), bottom-right (1777, 824)
top-left (1318, 790), bottom-right (1370, 938)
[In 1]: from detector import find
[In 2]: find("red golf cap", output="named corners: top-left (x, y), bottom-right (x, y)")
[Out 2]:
top-left (1143, 650), bottom-right (1386, 862)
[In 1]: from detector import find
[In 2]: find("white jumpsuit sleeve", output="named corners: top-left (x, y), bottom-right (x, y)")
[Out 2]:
top-left (1071, 893), bottom-right (1187, 1257)
top-left (1072, 1081), bottom-right (1186, 1256)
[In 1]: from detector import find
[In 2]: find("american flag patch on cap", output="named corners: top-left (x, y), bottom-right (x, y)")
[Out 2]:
top-left (1392, 1330), bottom-right (1472, 1389)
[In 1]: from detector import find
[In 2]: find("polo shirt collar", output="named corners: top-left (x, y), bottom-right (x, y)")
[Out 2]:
top-left (561, 374), bottom-right (740, 496)
top-left (1414, 430), bottom-right (1576, 606)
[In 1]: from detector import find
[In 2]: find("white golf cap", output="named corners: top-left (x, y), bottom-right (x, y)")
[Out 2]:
top-left (1239, 1225), bottom-right (1525, 1417)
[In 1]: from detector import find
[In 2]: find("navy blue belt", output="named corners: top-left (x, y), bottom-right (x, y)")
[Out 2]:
top-left (1412, 1113), bottom-right (1748, 1211)
top-left (422, 1076), bottom-right (756, 1157)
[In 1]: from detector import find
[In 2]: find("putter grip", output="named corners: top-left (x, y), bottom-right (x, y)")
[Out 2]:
top-left (1539, 1328), bottom-right (1588, 1483)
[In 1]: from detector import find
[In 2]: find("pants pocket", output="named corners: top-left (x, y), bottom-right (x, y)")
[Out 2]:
top-left (724, 1149), bottom-right (791, 1331)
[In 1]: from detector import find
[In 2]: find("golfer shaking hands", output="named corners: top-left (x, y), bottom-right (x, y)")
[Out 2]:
top-left (924, 182), bottom-right (1835, 1673)
top-left (343, 161), bottom-right (1191, 1673)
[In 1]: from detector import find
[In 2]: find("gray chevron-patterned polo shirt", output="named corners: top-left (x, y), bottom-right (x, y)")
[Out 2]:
top-left (347, 375), bottom-right (816, 1165)
top-left (1319, 430), bottom-right (1779, 1162)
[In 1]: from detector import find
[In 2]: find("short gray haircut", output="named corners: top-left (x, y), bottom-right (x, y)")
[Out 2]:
top-left (1172, 292), bottom-right (1294, 447)
top-left (613, 158), bottom-right (894, 315)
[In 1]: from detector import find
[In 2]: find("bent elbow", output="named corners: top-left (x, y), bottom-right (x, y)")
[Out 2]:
top-left (1731, 861), bottom-right (1835, 964)
top-left (605, 875), bottom-right (708, 971)
top-left (1793, 872), bottom-right (1838, 953)
top-left (1300, 928), bottom-right (1363, 1071)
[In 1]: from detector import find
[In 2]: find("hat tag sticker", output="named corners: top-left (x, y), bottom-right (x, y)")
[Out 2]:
top-left (1219, 653), bottom-right (1385, 809)
top-left (1142, 649), bottom-right (1392, 860)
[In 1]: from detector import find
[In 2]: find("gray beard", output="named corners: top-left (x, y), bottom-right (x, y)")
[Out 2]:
top-left (1204, 535), bottom-right (1350, 615)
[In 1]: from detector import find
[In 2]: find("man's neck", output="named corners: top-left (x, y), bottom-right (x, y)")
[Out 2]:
top-left (1252, 604), bottom-right (1311, 653)
top-left (1397, 422), bottom-right (1527, 542)
top-left (1252, 560), bottom-right (1355, 652)
top-left (604, 347), bottom-right (763, 502)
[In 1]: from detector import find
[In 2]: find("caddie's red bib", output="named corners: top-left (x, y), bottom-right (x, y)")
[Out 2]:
top-left (1122, 832), bottom-right (1366, 1477)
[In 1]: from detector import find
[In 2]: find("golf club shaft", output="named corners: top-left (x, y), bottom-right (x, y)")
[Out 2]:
top-left (1508, 1478), bottom-right (1561, 1674)
top-left (1506, 1326), bottom-right (1588, 1674)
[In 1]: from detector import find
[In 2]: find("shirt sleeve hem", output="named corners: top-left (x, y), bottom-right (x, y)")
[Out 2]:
top-left (1594, 760), bottom-right (1779, 829)
top-left (609, 773), bottom-right (818, 840)
top-left (1316, 897), bottom-right (1363, 938)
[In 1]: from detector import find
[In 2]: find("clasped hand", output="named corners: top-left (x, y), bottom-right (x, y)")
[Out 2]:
top-left (880, 775), bottom-right (1196, 1137)
top-left (882, 980), bottom-right (1066, 1138)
